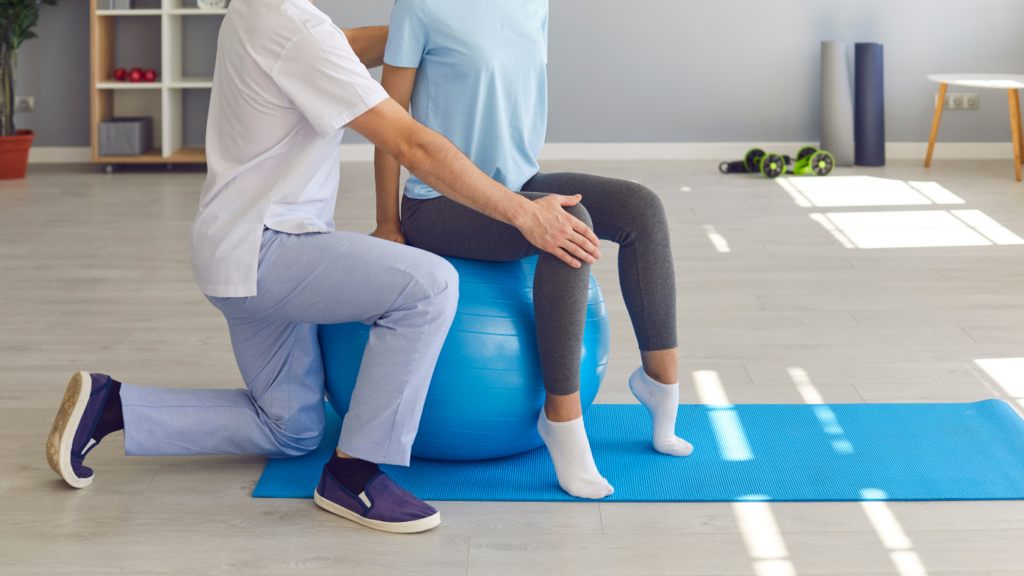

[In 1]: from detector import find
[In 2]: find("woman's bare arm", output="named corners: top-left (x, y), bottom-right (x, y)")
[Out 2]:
top-left (371, 65), bottom-right (418, 243)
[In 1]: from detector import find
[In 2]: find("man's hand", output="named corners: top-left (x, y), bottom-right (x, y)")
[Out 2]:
top-left (513, 195), bottom-right (601, 268)
top-left (371, 222), bottom-right (406, 245)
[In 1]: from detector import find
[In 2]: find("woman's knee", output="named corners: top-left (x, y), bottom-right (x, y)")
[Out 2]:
top-left (622, 182), bottom-right (667, 219)
top-left (562, 201), bottom-right (594, 230)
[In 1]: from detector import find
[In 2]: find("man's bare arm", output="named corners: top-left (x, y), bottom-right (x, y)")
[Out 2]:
top-left (342, 26), bottom-right (388, 68)
top-left (349, 99), bottom-right (601, 268)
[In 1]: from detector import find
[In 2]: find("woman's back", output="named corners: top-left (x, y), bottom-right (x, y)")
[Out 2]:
top-left (384, 0), bottom-right (549, 199)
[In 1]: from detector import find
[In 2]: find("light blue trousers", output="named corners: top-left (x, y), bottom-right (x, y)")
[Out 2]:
top-left (120, 229), bottom-right (459, 466)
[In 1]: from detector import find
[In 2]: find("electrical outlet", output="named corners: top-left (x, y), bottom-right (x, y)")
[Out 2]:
top-left (14, 96), bottom-right (33, 112)
top-left (935, 92), bottom-right (978, 110)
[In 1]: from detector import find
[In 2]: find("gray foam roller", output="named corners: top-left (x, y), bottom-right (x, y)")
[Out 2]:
top-left (820, 41), bottom-right (855, 167)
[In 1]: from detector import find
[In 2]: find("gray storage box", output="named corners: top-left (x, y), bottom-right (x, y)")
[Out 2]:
top-left (109, 0), bottom-right (132, 9)
top-left (98, 117), bottom-right (152, 157)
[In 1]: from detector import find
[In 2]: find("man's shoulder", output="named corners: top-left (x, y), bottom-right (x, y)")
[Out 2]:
top-left (232, 0), bottom-right (332, 39)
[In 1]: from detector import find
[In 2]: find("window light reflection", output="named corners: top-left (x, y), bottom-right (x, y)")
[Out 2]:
top-left (809, 210), bottom-right (1024, 249)
top-left (693, 370), bottom-right (753, 461)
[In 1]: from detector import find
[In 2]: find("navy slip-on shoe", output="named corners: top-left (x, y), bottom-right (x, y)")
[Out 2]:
top-left (314, 466), bottom-right (440, 534)
top-left (46, 371), bottom-right (114, 488)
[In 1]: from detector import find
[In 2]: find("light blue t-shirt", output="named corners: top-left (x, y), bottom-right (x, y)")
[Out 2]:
top-left (384, 0), bottom-right (548, 199)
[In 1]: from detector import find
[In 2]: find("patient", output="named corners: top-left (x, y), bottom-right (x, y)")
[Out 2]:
top-left (372, 0), bottom-right (692, 499)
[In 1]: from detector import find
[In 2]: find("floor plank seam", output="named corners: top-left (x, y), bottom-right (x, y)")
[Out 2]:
top-left (141, 465), bottom-right (164, 496)
top-left (959, 325), bottom-right (980, 344)
top-left (846, 310), bottom-right (862, 327)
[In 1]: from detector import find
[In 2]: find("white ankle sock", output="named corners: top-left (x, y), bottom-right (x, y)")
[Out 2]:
top-left (537, 411), bottom-right (614, 499)
top-left (628, 366), bottom-right (693, 457)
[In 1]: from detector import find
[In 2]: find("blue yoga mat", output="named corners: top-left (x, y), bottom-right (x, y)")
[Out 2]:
top-left (254, 400), bottom-right (1024, 502)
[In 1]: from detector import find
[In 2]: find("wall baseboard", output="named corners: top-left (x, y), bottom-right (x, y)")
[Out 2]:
top-left (28, 146), bottom-right (92, 163)
top-left (28, 142), bottom-right (1018, 164)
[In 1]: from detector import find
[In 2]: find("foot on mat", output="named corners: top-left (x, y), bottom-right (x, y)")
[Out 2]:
top-left (47, 371), bottom-right (124, 488)
top-left (628, 367), bottom-right (693, 457)
top-left (537, 411), bottom-right (614, 499)
top-left (315, 462), bottom-right (440, 534)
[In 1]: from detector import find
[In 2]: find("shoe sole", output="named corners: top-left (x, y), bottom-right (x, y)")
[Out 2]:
top-left (46, 371), bottom-right (93, 489)
top-left (314, 490), bottom-right (440, 534)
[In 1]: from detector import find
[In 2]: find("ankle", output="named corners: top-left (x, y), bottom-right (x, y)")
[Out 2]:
top-left (544, 403), bottom-right (582, 423)
top-left (326, 453), bottom-right (380, 494)
top-left (92, 378), bottom-right (124, 441)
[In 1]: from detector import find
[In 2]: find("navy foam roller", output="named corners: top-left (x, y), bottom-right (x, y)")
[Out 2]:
top-left (319, 255), bottom-right (611, 461)
top-left (854, 42), bottom-right (885, 166)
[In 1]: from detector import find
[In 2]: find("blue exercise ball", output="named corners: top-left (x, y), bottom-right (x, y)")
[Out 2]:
top-left (319, 255), bottom-right (611, 461)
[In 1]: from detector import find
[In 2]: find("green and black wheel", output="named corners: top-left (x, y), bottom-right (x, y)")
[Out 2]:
top-left (744, 148), bottom-right (766, 173)
top-left (796, 146), bottom-right (817, 162)
top-left (760, 153), bottom-right (787, 178)
top-left (809, 150), bottom-right (834, 176)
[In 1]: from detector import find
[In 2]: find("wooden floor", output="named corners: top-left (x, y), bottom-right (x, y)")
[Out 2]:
top-left (1, 159), bottom-right (1023, 575)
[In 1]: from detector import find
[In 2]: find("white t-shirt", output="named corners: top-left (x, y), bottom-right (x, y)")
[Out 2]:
top-left (190, 0), bottom-right (389, 297)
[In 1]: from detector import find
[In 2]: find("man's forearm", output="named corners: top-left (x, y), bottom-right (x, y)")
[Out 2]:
top-left (342, 26), bottom-right (388, 68)
top-left (396, 128), bottom-right (532, 229)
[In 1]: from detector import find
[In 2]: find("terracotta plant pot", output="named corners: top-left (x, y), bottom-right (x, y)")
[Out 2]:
top-left (0, 129), bottom-right (34, 179)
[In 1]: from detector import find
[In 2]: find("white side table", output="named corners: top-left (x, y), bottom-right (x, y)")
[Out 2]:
top-left (926, 73), bottom-right (1024, 181)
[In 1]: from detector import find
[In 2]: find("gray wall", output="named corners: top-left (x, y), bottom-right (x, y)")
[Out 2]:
top-left (16, 0), bottom-right (1024, 147)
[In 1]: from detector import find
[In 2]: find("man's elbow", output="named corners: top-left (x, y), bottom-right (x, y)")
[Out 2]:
top-left (389, 129), bottom-right (428, 173)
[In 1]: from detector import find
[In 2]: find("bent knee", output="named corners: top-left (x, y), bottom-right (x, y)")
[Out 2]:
top-left (259, 402), bottom-right (326, 457)
top-left (278, 432), bottom-right (324, 457)
top-left (618, 181), bottom-right (664, 211)
top-left (563, 201), bottom-right (594, 230)
top-left (265, 426), bottom-right (324, 458)
top-left (411, 252), bottom-right (460, 304)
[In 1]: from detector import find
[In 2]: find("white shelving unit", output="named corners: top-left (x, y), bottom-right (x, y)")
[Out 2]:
top-left (90, 0), bottom-right (223, 164)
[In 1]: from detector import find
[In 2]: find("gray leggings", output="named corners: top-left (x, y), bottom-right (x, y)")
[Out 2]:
top-left (401, 172), bottom-right (677, 396)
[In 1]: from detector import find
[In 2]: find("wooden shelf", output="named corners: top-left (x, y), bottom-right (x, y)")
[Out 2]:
top-left (96, 9), bottom-right (162, 16)
top-left (166, 8), bottom-right (227, 15)
top-left (93, 147), bottom-right (206, 164)
top-left (96, 81), bottom-right (162, 89)
top-left (90, 0), bottom-right (221, 165)
top-left (166, 77), bottom-right (213, 89)
top-left (96, 8), bottom-right (227, 16)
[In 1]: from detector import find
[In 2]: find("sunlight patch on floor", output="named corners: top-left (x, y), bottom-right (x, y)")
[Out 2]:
top-left (808, 210), bottom-right (1024, 249)
top-left (860, 489), bottom-right (930, 576)
top-left (778, 176), bottom-right (964, 208)
top-left (787, 368), bottom-right (854, 455)
top-left (975, 358), bottom-right (1024, 410)
top-left (703, 224), bottom-right (731, 252)
top-left (733, 501), bottom-right (797, 576)
top-left (693, 370), bottom-right (753, 461)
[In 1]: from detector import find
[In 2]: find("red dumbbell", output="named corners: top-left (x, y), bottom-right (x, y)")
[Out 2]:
top-left (113, 68), bottom-right (127, 81)
top-left (129, 68), bottom-right (143, 83)
top-left (143, 69), bottom-right (157, 82)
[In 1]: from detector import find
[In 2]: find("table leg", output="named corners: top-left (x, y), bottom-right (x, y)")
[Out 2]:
top-left (1009, 89), bottom-right (1022, 182)
top-left (925, 83), bottom-right (947, 168)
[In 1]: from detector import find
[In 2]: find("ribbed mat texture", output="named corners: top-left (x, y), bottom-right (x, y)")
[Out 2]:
top-left (254, 400), bottom-right (1024, 502)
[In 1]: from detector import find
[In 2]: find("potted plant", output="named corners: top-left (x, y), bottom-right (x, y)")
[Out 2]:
top-left (0, 0), bottom-right (60, 179)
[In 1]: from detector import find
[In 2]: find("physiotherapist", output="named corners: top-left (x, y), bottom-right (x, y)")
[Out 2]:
top-left (46, 0), bottom-right (600, 534)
